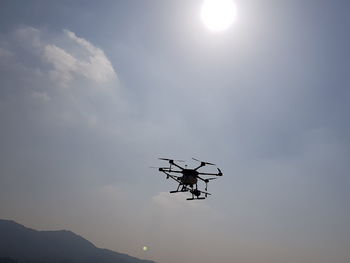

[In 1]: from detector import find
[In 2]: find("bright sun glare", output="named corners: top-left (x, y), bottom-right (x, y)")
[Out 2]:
top-left (201, 0), bottom-right (237, 31)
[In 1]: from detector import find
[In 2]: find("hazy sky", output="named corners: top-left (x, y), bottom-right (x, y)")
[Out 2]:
top-left (1, 1), bottom-right (349, 263)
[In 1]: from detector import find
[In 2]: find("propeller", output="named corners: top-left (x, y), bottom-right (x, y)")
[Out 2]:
top-left (149, 166), bottom-right (170, 170)
top-left (192, 158), bottom-right (215, 166)
top-left (159, 158), bottom-right (185, 162)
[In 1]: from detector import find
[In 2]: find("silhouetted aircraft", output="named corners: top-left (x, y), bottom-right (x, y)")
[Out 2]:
top-left (151, 158), bottom-right (223, 200)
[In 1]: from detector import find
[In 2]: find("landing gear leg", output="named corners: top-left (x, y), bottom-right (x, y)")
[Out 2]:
top-left (170, 183), bottom-right (182, 193)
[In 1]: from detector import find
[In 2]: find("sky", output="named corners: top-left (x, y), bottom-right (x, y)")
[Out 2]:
top-left (0, 1), bottom-right (349, 263)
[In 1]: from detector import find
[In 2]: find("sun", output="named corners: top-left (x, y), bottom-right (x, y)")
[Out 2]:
top-left (201, 0), bottom-right (237, 31)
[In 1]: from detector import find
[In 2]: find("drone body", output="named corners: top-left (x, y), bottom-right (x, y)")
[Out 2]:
top-left (153, 158), bottom-right (223, 200)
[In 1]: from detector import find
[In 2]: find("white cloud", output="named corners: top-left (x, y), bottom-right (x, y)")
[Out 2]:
top-left (42, 29), bottom-right (117, 86)
top-left (8, 26), bottom-right (117, 88)
top-left (14, 26), bottom-right (42, 48)
top-left (64, 30), bottom-right (116, 83)
top-left (44, 44), bottom-right (78, 85)
top-left (0, 26), bottom-right (123, 128)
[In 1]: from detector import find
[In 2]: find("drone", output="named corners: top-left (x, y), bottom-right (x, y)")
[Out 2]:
top-left (152, 158), bottom-right (223, 200)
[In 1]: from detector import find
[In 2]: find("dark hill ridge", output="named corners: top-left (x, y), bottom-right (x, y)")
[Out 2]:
top-left (0, 219), bottom-right (156, 263)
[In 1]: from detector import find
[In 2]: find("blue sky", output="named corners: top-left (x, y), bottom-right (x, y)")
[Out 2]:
top-left (0, 1), bottom-right (349, 263)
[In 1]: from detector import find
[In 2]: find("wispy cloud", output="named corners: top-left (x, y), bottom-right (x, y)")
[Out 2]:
top-left (0, 26), bottom-right (122, 127)
top-left (5, 26), bottom-right (116, 88)
top-left (64, 30), bottom-right (116, 84)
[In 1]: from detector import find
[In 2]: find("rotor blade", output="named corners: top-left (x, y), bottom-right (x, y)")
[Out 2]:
top-left (159, 158), bottom-right (185, 162)
top-left (158, 167), bottom-right (183, 173)
top-left (192, 158), bottom-right (215, 165)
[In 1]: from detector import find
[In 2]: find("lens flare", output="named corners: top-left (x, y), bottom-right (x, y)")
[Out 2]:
top-left (201, 0), bottom-right (237, 31)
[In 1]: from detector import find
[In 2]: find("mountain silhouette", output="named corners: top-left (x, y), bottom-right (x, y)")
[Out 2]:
top-left (0, 219), bottom-right (156, 263)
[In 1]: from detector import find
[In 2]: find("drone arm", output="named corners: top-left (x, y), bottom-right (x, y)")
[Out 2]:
top-left (170, 161), bottom-right (185, 170)
top-left (159, 168), bottom-right (182, 174)
top-left (196, 175), bottom-right (207, 182)
top-left (198, 172), bottom-right (221, 176)
top-left (196, 175), bottom-right (214, 191)
top-left (198, 168), bottom-right (223, 176)
top-left (194, 163), bottom-right (205, 171)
